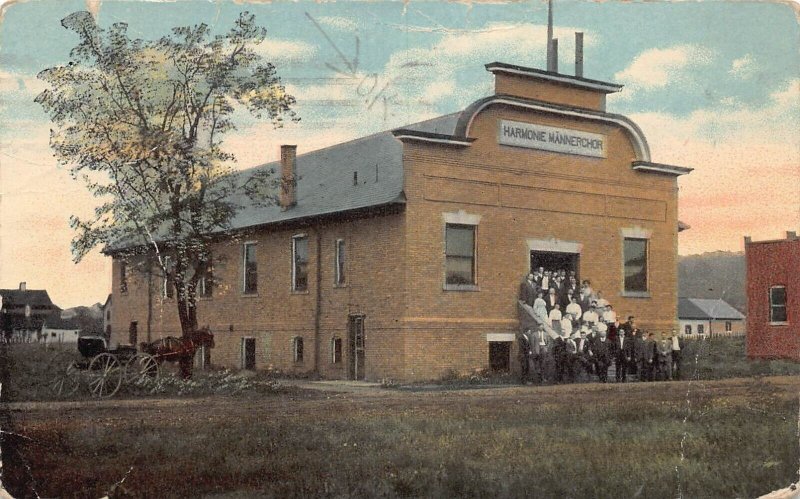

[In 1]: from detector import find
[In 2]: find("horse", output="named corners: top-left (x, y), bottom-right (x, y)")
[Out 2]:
top-left (140, 327), bottom-right (215, 379)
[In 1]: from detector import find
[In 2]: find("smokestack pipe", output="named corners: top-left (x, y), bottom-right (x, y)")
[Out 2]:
top-left (546, 0), bottom-right (554, 71)
top-left (575, 32), bottom-right (584, 78)
top-left (280, 145), bottom-right (297, 210)
top-left (551, 38), bottom-right (558, 73)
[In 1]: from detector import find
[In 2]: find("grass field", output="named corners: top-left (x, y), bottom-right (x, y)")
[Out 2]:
top-left (2, 340), bottom-right (800, 498)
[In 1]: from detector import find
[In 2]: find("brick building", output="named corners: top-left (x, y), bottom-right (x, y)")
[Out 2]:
top-left (745, 232), bottom-right (799, 360)
top-left (109, 60), bottom-right (692, 381)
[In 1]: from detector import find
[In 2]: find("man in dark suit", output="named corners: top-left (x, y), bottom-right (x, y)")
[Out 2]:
top-left (614, 329), bottom-right (634, 382)
top-left (592, 330), bottom-right (613, 383)
top-left (519, 274), bottom-right (538, 307)
top-left (642, 332), bottom-right (657, 382)
top-left (545, 288), bottom-right (559, 314)
top-left (575, 327), bottom-right (593, 380)
top-left (518, 329), bottom-right (533, 383)
top-left (530, 325), bottom-right (552, 384)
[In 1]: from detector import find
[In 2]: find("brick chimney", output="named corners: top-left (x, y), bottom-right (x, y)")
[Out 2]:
top-left (19, 282), bottom-right (26, 291)
top-left (279, 145), bottom-right (297, 210)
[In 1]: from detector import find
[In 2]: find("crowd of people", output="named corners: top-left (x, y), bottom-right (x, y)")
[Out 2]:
top-left (518, 268), bottom-right (685, 384)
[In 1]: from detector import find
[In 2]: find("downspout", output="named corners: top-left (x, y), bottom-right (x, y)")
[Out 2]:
top-left (314, 225), bottom-right (322, 375)
top-left (147, 261), bottom-right (153, 344)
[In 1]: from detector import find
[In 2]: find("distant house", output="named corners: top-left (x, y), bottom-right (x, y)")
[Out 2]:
top-left (678, 297), bottom-right (745, 336)
top-left (0, 282), bottom-right (60, 342)
top-left (102, 293), bottom-right (112, 336)
top-left (42, 309), bottom-right (90, 344)
top-left (745, 231), bottom-right (799, 360)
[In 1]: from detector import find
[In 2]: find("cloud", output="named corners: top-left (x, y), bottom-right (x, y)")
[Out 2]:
top-left (0, 69), bottom-right (47, 96)
top-left (627, 80), bottom-right (800, 254)
top-left (614, 45), bottom-right (713, 100)
top-left (253, 38), bottom-right (317, 65)
top-left (728, 54), bottom-right (756, 79)
top-left (770, 78), bottom-right (800, 108)
top-left (316, 16), bottom-right (359, 32)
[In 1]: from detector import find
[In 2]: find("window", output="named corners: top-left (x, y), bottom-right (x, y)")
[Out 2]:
top-left (445, 224), bottom-right (476, 286)
top-left (293, 336), bottom-right (304, 363)
top-left (292, 235), bottom-right (309, 292)
top-left (129, 321), bottom-right (138, 345)
top-left (162, 256), bottom-right (174, 299)
top-left (684, 325), bottom-right (692, 335)
top-left (331, 337), bottom-right (342, 364)
top-left (770, 286), bottom-right (788, 323)
top-left (698, 324), bottom-right (705, 335)
top-left (623, 238), bottom-right (648, 293)
top-left (198, 257), bottom-right (213, 298)
top-left (243, 243), bottom-right (258, 294)
top-left (334, 239), bottom-right (346, 286)
top-left (120, 261), bottom-right (128, 294)
top-left (725, 321), bottom-right (732, 332)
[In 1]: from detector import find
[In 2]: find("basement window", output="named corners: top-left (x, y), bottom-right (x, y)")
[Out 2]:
top-left (770, 286), bottom-right (788, 323)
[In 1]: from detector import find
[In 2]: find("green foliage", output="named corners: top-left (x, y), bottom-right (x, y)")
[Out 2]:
top-left (35, 10), bottom-right (298, 336)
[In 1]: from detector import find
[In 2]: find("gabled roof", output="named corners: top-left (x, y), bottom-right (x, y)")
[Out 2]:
top-left (0, 289), bottom-right (56, 309)
top-left (226, 131), bottom-right (406, 233)
top-left (678, 298), bottom-right (745, 321)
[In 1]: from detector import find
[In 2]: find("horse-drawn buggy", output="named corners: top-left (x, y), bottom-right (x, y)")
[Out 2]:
top-left (47, 328), bottom-right (213, 398)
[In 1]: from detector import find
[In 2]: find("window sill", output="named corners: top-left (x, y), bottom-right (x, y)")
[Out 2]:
top-left (444, 284), bottom-right (480, 292)
top-left (291, 290), bottom-right (310, 295)
top-left (621, 291), bottom-right (651, 299)
top-left (241, 293), bottom-right (259, 298)
top-left (197, 296), bottom-right (213, 301)
top-left (769, 322), bottom-right (789, 326)
top-left (333, 283), bottom-right (348, 289)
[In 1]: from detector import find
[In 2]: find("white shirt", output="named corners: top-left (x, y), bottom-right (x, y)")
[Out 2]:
top-left (560, 318), bottom-right (573, 336)
top-left (582, 310), bottom-right (599, 324)
top-left (566, 302), bottom-right (582, 318)
top-left (596, 297), bottom-right (609, 308)
top-left (672, 336), bottom-right (681, 351)
top-left (596, 322), bottom-right (608, 333)
top-left (549, 308), bottom-right (562, 321)
top-left (603, 310), bottom-right (617, 323)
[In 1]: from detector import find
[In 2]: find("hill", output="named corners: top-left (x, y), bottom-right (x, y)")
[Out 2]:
top-left (678, 251), bottom-right (746, 313)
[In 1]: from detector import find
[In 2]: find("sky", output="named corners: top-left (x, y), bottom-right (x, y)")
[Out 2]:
top-left (0, 0), bottom-right (798, 308)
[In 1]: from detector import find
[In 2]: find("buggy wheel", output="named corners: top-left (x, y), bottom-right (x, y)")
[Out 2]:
top-left (124, 353), bottom-right (160, 385)
top-left (48, 360), bottom-right (80, 398)
top-left (87, 353), bottom-right (123, 398)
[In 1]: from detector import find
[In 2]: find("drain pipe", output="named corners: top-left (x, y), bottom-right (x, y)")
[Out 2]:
top-left (314, 225), bottom-right (322, 375)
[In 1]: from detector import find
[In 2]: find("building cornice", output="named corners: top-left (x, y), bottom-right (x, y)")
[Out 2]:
top-left (454, 94), bottom-right (653, 162)
top-left (485, 62), bottom-right (623, 94)
top-left (632, 161), bottom-right (693, 176)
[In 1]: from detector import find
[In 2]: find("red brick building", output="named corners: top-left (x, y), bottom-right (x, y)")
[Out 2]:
top-left (746, 232), bottom-right (800, 360)
top-left (109, 61), bottom-right (691, 381)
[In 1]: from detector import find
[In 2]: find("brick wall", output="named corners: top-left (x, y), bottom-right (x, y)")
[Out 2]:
top-left (111, 212), bottom-right (407, 379)
top-left (746, 238), bottom-right (800, 360)
top-left (399, 102), bottom-right (680, 380)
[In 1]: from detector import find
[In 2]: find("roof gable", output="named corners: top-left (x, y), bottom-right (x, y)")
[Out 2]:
top-left (678, 298), bottom-right (745, 320)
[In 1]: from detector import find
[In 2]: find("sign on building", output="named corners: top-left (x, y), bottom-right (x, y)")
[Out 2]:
top-left (498, 119), bottom-right (607, 158)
